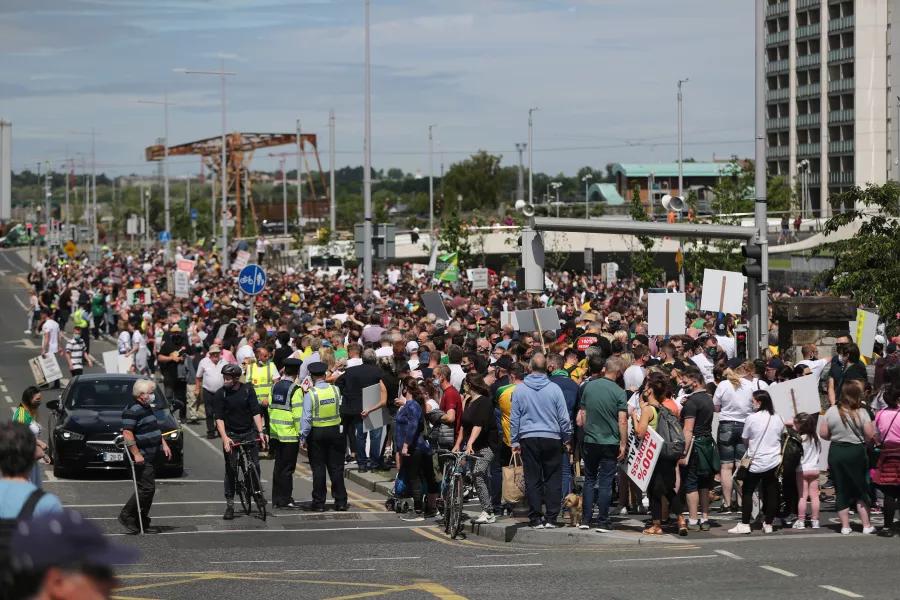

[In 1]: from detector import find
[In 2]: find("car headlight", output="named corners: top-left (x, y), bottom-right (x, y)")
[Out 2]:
top-left (59, 429), bottom-right (84, 441)
top-left (167, 431), bottom-right (180, 441)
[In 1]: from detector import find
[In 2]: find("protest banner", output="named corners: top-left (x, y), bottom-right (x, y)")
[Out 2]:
top-left (625, 421), bottom-right (664, 492)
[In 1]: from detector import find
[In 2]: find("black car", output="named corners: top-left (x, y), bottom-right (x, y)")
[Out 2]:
top-left (46, 374), bottom-right (184, 478)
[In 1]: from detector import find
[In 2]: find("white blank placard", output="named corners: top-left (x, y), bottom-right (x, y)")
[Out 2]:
top-left (700, 269), bottom-right (745, 315)
top-left (648, 293), bottom-right (686, 336)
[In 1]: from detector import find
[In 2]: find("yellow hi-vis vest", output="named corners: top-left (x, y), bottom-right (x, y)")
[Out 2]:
top-left (309, 384), bottom-right (341, 428)
top-left (268, 379), bottom-right (302, 442)
top-left (73, 308), bottom-right (89, 328)
top-left (248, 362), bottom-right (275, 405)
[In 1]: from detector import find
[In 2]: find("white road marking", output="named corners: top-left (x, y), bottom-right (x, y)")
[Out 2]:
top-left (714, 550), bottom-right (743, 560)
top-left (43, 469), bottom-right (58, 483)
top-left (13, 294), bottom-right (28, 311)
top-left (284, 569), bottom-right (377, 573)
top-left (209, 561), bottom-right (285, 564)
top-left (819, 585), bottom-right (864, 598)
top-left (129, 571), bottom-right (225, 576)
top-left (103, 524), bottom-right (445, 537)
top-left (610, 555), bottom-right (718, 563)
top-left (87, 511), bottom-right (374, 520)
top-left (65, 501), bottom-right (225, 508)
top-left (45, 479), bottom-right (233, 484)
top-left (453, 564), bottom-right (542, 569)
top-left (0, 385), bottom-right (7, 393)
top-left (4, 395), bottom-right (11, 403)
top-left (183, 422), bottom-right (226, 455)
top-left (475, 553), bottom-right (542, 558)
top-left (760, 565), bottom-right (797, 577)
top-left (352, 556), bottom-right (421, 561)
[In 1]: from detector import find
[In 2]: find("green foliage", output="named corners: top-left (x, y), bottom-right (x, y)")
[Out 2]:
top-left (443, 151), bottom-right (504, 213)
top-left (813, 181), bottom-right (900, 330)
top-left (435, 203), bottom-right (473, 267)
top-left (629, 184), bottom-right (661, 283)
top-left (767, 175), bottom-right (793, 215)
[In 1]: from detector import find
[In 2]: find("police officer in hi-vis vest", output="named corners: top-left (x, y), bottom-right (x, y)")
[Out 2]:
top-left (247, 346), bottom-right (277, 456)
top-left (72, 302), bottom-right (92, 357)
top-left (300, 362), bottom-right (348, 512)
top-left (268, 357), bottom-right (304, 508)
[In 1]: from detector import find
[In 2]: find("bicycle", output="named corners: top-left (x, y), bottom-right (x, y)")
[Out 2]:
top-left (438, 451), bottom-right (467, 539)
top-left (230, 439), bottom-right (267, 521)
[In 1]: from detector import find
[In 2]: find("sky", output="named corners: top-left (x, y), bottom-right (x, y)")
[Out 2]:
top-left (1, 0), bottom-right (756, 179)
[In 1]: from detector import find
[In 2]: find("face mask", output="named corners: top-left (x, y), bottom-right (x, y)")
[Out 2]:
top-left (839, 356), bottom-right (847, 365)
top-left (171, 334), bottom-right (183, 344)
top-left (31, 399), bottom-right (41, 409)
top-left (433, 379), bottom-right (440, 387)
top-left (73, 334), bottom-right (81, 341)
top-left (705, 348), bottom-right (717, 358)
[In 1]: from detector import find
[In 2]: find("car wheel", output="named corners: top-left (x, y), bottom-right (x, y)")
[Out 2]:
top-left (52, 461), bottom-right (68, 479)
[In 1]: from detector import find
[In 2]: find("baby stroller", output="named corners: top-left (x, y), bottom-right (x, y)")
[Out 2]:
top-left (384, 470), bottom-right (429, 513)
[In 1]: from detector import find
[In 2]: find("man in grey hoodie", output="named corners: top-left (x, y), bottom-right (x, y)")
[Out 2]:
top-left (510, 354), bottom-right (573, 529)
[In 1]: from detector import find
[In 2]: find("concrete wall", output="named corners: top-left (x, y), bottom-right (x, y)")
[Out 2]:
top-left (855, 0), bottom-right (889, 187)
top-left (889, 0), bottom-right (900, 180)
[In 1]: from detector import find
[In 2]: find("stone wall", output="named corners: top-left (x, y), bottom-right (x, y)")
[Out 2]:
top-left (773, 296), bottom-right (855, 364)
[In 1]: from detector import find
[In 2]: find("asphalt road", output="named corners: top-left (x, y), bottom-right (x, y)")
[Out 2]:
top-left (1, 248), bottom-right (897, 600)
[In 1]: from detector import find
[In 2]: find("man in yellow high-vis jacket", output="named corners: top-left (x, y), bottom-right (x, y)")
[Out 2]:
top-left (268, 357), bottom-right (304, 508)
top-left (247, 347), bottom-right (278, 456)
top-left (300, 362), bottom-right (347, 512)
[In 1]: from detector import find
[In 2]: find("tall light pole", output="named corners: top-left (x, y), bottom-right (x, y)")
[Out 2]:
top-left (551, 182), bottom-right (561, 218)
top-left (582, 173), bottom-right (593, 219)
top-left (363, 0), bottom-right (373, 291)
top-left (528, 108), bottom-right (537, 208)
top-left (144, 187), bottom-right (151, 246)
top-left (68, 129), bottom-right (98, 248)
top-left (297, 119), bottom-right (303, 226)
top-left (134, 94), bottom-right (175, 259)
top-left (754, 0), bottom-right (769, 354)
top-left (428, 124), bottom-right (436, 235)
top-left (677, 78), bottom-right (690, 292)
top-left (174, 61), bottom-right (235, 269)
top-left (329, 109), bottom-right (336, 233)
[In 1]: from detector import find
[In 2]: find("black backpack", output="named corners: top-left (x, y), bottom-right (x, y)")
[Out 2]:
top-left (777, 427), bottom-right (804, 479)
top-left (0, 489), bottom-right (46, 582)
top-left (654, 405), bottom-right (686, 461)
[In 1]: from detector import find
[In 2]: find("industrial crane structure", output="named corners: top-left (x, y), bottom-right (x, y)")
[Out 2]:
top-left (145, 132), bottom-right (329, 237)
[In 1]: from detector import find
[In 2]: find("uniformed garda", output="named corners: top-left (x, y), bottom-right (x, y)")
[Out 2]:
top-left (268, 378), bottom-right (303, 442)
top-left (309, 382), bottom-right (341, 428)
top-left (73, 306), bottom-right (90, 328)
top-left (248, 362), bottom-right (275, 404)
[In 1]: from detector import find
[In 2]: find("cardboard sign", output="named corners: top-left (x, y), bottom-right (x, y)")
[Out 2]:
top-left (166, 274), bottom-right (175, 295)
top-left (232, 250), bottom-right (251, 271)
top-left (28, 357), bottom-right (47, 387)
top-left (499, 311), bottom-right (519, 330)
top-left (177, 259), bottom-right (196, 273)
top-left (362, 383), bottom-right (388, 432)
top-left (767, 374), bottom-right (822, 421)
top-left (174, 270), bottom-right (191, 299)
top-left (603, 262), bottom-right (618, 286)
top-left (421, 292), bottom-right (450, 322)
top-left (30, 353), bottom-right (63, 385)
top-left (700, 269), bottom-right (745, 315)
top-left (852, 309), bottom-right (878, 358)
top-left (300, 375), bottom-right (313, 394)
top-left (467, 268), bottom-right (489, 290)
top-left (112, 267), bottom-right (123, 285)
top-left (126, 288), bottom-right (152, 306)
top-left (625, 421), bottom-right (664, 493)
top-left (514, 307), bottom-right (561, 334)
top-left (648, 292), bottom-right (686, 336)
top-left (102, 350), bottom-right (120, 374)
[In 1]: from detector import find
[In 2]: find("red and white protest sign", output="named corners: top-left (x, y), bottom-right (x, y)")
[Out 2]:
top-left (177, 259), bottom-right (196, 273)
top-left (625, 421), bottom-right (663, 492)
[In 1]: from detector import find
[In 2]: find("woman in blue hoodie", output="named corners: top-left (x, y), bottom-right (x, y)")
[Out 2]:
top-left (395, 377), bottom-right (438, 520)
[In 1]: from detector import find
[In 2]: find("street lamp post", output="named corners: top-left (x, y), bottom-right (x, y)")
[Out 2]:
top-left (528, 108), bottom-right (537, 208)
top-left (551, 182), bottom-right (561, 218)
top-left (134, 94), bottom-right (175, 259)
top-left (677, 78), bottom-right (690, 292)
top-left (363, 0), bottom-right (373, 291)
top-left (428, 124), bottom-right (436, 235)
top-left (174, 61), bottom-right (236, 270)
top-left (68, 129), bottom-right (98, 249)
top-left (582, 174), bottom-right (593, 219)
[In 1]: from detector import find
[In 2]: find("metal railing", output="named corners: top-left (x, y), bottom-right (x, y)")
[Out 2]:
top-left (797, 113), bottom-right (821, 127)
top-left (828, 47), bottom-right (854, 62)
top-left (767, 145), bottom-right (790, 158)
top-left (828, 139), bottom-right (855, 153)
top-left (828, 15), bottom-right (854, 31)
top-left (767, 2), bottom-right (789, 17)
top-left (828, 78), bottom-right (855, 93)
top-left (797, 82), bottom-right (821, 98)
top-left (796, 53), bottom-right (821, 68)
top-left (767, 88), bottom-right (790, 101)
top-left (766, 116), bottom-right (790, 130)
top-left (797, 143), bottom-right (821, 156)
top-left (767, 30), bottom-right (790, 45)
top-left (767, 59), bottom-right (790, 73)
top-left (828, 171), bottom-right (854, 184)
top-left (796, 22), bottom-right (821, 40)
top-left (828, 108), bottom-right (854, 123)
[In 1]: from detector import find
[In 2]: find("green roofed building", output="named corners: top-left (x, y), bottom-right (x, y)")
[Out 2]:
top-left (611, 161), bottom-right (742, 213)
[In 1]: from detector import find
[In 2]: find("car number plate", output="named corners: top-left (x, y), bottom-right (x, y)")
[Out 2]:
top-left (103, 452), bottom-right (124, 462)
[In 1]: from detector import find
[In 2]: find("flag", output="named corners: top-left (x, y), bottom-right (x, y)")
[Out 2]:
top-left (436, 252), bottom-right (458, 282)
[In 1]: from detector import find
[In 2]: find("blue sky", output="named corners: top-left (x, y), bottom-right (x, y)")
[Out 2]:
top-left (2, 0), bottom-right (755, 178)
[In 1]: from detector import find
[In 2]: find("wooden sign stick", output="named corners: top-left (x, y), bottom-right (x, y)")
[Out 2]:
top-left (665, 298), bottom-right (670, 337)
top-left (534, 309), bottom-right (545, 348)
top-left (719, 277), bottom-right (727, 314)
top-left (790, 389), bottom-right (798, 417)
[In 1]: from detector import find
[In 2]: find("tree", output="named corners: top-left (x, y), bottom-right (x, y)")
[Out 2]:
top-left (443, 151), bottom-right (503, 212)
top-left (435, 202), bottom-right (473, 267)
top-left (767, 175), bottom-right (793, 215)
top-left (813, 181), bottom-right (900, 330)
top-left (629, 184), bottom-right (661, 284)
top-left (386, 168), bottom-right (404, 180)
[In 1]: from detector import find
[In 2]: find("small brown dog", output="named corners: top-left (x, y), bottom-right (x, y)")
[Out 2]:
top-left (563, 493), bottom-right (582, 527)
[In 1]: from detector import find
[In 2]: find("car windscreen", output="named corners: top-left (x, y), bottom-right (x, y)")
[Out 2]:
top-left (66, 380), bottom-right (170, 411)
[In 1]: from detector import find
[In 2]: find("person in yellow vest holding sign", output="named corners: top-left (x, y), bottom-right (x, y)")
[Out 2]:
top-left (268, 357), bottom-right (304, 509)
top-left (300, 362), bottom-right (348, 512)
top-left (72, 301), bottom-right (92, 357)
top-left (248, 347), bottom-right (278, 457)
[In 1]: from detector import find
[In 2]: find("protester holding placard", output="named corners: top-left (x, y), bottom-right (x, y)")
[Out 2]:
top-left (713, 362), bottom-right (755, 514)
top-left (678, 366), bottom-right (717, 531)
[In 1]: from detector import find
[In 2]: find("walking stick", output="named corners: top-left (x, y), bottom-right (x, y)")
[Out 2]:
top-left (115, 435), bottom-right (144, 534)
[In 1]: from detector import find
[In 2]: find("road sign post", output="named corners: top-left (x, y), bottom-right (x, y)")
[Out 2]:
top-left (238, 264), bottom-right (267, 325)
top-left (191, 208), bottom-right (198, 246)
top-left (158, 231), bottom-right (171, 244)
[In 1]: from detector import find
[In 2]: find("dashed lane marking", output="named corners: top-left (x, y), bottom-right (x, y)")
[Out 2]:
top-left (452, 563), bottom-right (542, 569)
top-left (819, 585), bottom-right (864, 598)
top-left (760, 565), bottom-right (797, 577)
top-left (610, 555), bottom-right (718, 563)
top-left (4, 395), bottom-right (11, 403)
top-left (209, 561), bottom-right (285, 564)
top-left (353, 557), bottom-right (421, 561)
top-left (714, 550), bottom-right (743, 560)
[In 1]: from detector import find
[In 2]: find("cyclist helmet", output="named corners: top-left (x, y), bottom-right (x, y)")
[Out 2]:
top-left (221, 363), bottom-right (242, 378)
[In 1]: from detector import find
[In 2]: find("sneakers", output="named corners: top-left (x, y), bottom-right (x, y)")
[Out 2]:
top-left (699, 521), bottom-right (711, 531)
top-left (473, 511), bottom-right (496, 524)
top-left (542, 522), bottom-right (558, 529)
top-left (578, 524), bottom-right (590, 530)
top-left (763, 524), bottom-right (774, 534)
top-left (223, 505), bottom-right (235, 520)
top-left (811, 519), bottom-right (820, 529)
top-left (792, 520), bottom-right (806, 530)
top-left (841, 527), bottom-right (852, 535)
top-left (687, 520), bottom-right (702, 532)
top-left (618, 506), bottom-right (628, 515)
top-left (401, 512), bottom-right (425, 522)
top-left (862, 526), bottom-right (876, 535)
top-left (596, 525), bottom-right (614, 533)
top-left (529, 522), bottom-right (544, 530)
top-left (870, 505), bottom-right (883, 515)
top-left (719, 504), bottom-right (733, 515)
top-left (727, 523), bottom-right (751, 535)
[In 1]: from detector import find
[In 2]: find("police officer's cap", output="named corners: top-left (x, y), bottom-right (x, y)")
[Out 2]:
top-left (308, 361), bottom-right (328, 376)
top-left (282, 357), bottom-right (303, 367)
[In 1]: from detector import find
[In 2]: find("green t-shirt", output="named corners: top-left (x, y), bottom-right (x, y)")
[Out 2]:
top-left (335, 348), bottom-right (348, 359)
top-left (579, 377), bottom-right (628, 446)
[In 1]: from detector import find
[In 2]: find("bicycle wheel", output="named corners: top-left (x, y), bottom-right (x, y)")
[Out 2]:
top-left (449, 471), bottom-right (465, 540)
top-left (247, 463), bottom-right (267, 521)
top-left (235, 450), bottom-right (251, 515)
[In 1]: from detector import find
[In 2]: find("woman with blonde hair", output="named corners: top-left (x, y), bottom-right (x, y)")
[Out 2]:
top-left (820, 381), bottom-right (876, 534)
top-left (713, 361), bottom-right (755, 514)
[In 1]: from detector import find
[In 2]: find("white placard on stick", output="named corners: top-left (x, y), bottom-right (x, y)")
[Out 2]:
top-left (700, 269), bottom-right (745, 315)
top-left (362, 383), bottom-right (388, 432)
top-left (232, 250), bottom-right (250, 271)
top-left (102, 350), bottom-right (119, 374)
top-left (852, 309), bottom-right (878, 358)
top-left (28, 357), bottom-right (47, 387)
top-left (174, 270), bottom-right (191, 299)
top-left (421, 292), bottom-right (450, 322)
top-left (625, 421), bottom-right (664, 493)
top-left (467, 268), bottom-right (489, 290)
top-left (767, 374), bottom-right (822, 421)
top-left (33, 353), bottom-right (63, 384)
top-left (648, 293), bottom-right (686, 336)
top-left (514, 307), bottom-right (561, 334)
top-left (499, 311), bottom-right (519, 330)
top-left (126, 288), bottom-right (152, 306)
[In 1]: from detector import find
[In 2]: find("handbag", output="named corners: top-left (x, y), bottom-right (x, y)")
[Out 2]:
top-left (733, 414), bottom-right (773, 482)
top-left (501, 454), bottom-right (526, 504)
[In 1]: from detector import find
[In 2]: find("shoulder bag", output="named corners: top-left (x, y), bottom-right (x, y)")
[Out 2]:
top-left (733, 414), bottom-right (772, 482)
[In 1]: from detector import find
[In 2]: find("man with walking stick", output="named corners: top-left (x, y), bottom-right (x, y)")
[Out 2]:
top-left (118, 379), bottom-right (171, 534)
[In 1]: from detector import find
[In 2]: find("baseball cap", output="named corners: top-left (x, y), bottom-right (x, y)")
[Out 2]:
top-left (208, 344), bottom-right (222, 353)
top-left (10, 510), bottom-right (139, 574)
top-left (406, 341), bottom-right (419, 354)
top-left (494, 355), bottom-right (513, 370)
top-left (768, 358), bottom-right (785, 370)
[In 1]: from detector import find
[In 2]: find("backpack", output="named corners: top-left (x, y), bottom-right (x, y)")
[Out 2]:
top-left (777, 427), bottom-right (803, 479)
top-left (654, 405), bottom-right (686, 461)
top-left (0, 489), bottom-right (46, 578)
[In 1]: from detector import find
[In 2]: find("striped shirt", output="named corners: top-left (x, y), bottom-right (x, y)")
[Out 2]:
top-left (121, 400), bottom-right (162, 459)
top-left (65, 338), bottom-right (87, 369)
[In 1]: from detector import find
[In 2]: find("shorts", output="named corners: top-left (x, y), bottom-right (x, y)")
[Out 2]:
top-left (683, 451), bottom-right (714, 493)
top-left (717, 420), bottom-right (746, 464)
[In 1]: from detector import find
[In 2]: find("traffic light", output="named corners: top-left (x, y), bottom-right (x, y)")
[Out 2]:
top-left (520, 228), bottom-right (544, 293)
top-left (741, 241), bottom-right (763, 279)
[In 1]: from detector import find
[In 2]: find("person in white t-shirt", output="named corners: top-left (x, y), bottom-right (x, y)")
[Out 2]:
top-left (623, 344), bottom-right (649, 391)
top-left (387, 265), bottom-right (401, 286)
top-left (729, 390), bottom-right (785, 535)
top-left (689, 337), bottom-right (718, 384)
top-left (40, 311), bottom-right (61, 356)
top-left (713, 362), bottom-right (755, 514)
top-left (795, 343), bottom-right (830, 383)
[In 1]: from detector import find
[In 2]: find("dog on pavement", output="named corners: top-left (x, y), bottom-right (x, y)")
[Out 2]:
top-left (563, 493), bottom-right (583, 527)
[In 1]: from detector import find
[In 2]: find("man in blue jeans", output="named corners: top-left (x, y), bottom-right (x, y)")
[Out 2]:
top-left (576, 355), bottom-right (627, 532)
